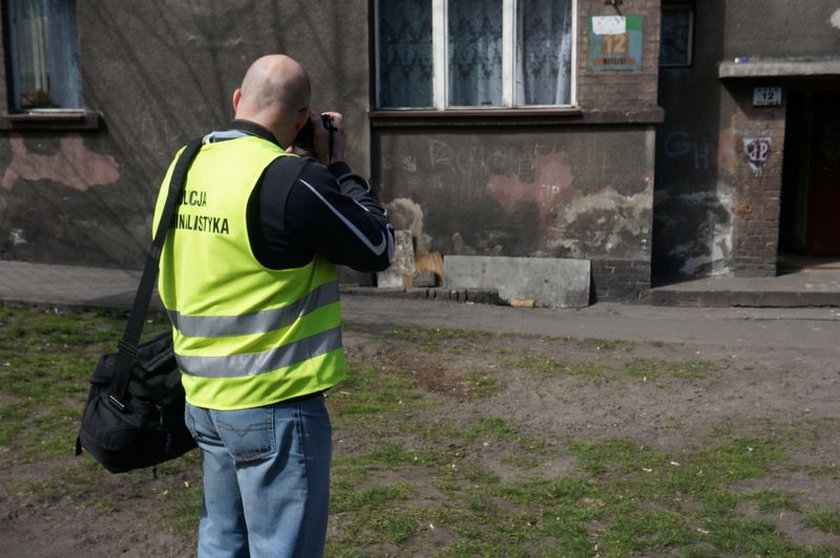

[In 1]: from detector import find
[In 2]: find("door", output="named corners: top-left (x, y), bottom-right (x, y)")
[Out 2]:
top-left (806, 91), bottom-right (840, 255)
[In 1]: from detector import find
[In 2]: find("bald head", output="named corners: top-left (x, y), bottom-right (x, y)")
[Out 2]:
top-left (233, 55), bottom-right (311, 142)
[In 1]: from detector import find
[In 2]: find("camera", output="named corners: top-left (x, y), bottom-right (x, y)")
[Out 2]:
top-left (295, 113), bottom-right (334, 151)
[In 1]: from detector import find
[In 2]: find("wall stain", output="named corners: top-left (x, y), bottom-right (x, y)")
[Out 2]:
top-left (2, 134), bottom-right (121, 191)
top-left (550, 187), bottom-right (652, 258)
top-left (486, 150), bottom-right (579, 239)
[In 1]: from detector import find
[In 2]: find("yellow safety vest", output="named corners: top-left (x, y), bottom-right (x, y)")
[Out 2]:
top-left (152, 135), bottom-right (346, 410)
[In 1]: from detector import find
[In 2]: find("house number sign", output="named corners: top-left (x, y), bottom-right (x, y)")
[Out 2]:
top-left (752, 87), bottom-right (783, 107)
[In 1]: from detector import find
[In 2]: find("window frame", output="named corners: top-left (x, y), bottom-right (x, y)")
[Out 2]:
top-left (0, 0), bottom-right (100, 130)
top-left (374, 0), bottom-right (578, 111)
top-left (3, 0), bottom-right (82, 112)
top-left (659, 2), bottom-right (694, 68)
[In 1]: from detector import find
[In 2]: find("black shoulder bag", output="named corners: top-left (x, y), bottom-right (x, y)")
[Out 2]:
top-left (76, 139), bottom-right (203, 474)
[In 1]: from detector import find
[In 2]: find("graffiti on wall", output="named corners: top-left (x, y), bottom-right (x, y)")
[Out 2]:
top-left (743, 137), bottom-right (772, 176)
top-left (386, 135), bottom-right (652, 260)
top-left (427, 139), bottom-right (561, 194)
top-left (653, 190), bottom-right (734, 277)
top-left (663, 131), bottom-right (713, 170)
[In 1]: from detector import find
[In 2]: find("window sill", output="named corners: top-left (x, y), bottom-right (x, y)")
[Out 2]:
top-left (371, 107), bottom-right (580, 127)
top-left (0, 109), bottom-right (103, 131)
top-left (369, 107), bottom-right (663, 127)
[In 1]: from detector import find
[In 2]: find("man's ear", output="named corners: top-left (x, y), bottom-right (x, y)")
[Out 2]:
top-left (232, 89), bottom-right (242, 112)
top-left (295, 108), bottom-right (310, 132)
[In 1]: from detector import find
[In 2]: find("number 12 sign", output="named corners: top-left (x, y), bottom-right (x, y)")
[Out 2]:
top-left (753, 87), bottom-right (783, 107)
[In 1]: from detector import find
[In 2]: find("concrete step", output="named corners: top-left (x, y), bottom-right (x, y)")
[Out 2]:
top-left (651, 270), bottom-right (840, 307)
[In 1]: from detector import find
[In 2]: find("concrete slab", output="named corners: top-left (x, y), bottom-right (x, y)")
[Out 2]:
top-left (444, 255), bottom-right (590, 308)
top-left (719, 58), bottom-right (840, 79)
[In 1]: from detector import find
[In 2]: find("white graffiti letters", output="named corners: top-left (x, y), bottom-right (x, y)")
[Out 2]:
top-left (743, 137), bottom-right (772, 176)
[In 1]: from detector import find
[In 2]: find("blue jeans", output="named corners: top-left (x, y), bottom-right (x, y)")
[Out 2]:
top-left (185, 395), bottom-right (332, 558)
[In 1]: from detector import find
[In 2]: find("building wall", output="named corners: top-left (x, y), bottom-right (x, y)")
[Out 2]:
top-left (0, 0), bottom-right (370, 268)
top-left (377, 126), bottom-right (655, 299)
top-left (654, 0), bottom-right (727, 277)
top-left (724, 2), bottom-right (840, 59)
top-left (375, 0), bottom-right (663, 301)
top-left (1, 0), bottom-right (664, 302)
top-left (654, 0), bottom-right (840, 278)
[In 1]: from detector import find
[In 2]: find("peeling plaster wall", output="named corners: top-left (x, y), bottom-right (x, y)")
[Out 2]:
top-left (376, 127), bottom-right (655, 299)
top-left (0, 0), bottom-right (369, 267)
top-left (370, 0), bottom-right (662, 302)
top-left (654, 0), bottom-right (729, 278)
top-left (654, 0), bottom-right (840, 279)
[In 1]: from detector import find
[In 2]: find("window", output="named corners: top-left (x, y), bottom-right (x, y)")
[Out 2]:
top-left (375, 0), bottom-right (576, 110)
top-left (659, 3), bottom-right (693, 67)
top-left (4, 0), bottom-right (82, 111)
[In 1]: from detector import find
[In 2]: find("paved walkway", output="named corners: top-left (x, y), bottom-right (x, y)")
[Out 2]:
top-left (2, 260), bottom-right (840, 351)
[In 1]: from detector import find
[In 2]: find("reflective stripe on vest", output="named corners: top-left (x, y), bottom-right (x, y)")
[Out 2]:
top-left (166, 279), bottom-right (340, 338)
top-left (153, 136), bottom-right (346, 410)
top-left (176, 325), bottom-right (342, 378)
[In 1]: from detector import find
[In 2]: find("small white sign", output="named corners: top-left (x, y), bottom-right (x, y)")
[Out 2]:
top-left (592, 16), bottom-right (626, 35)
top-left (753, 87), bottom-right (783, 107)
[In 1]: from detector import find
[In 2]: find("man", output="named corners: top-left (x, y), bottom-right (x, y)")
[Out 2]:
top-left (153, 54), bottom-right (394, 557)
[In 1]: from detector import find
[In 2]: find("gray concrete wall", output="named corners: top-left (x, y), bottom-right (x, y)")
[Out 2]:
top-left (724, 2), bottom-right (840, 59)
top-left (0, 0), bottom-right (370, 268)
top-left (377, 125), bottom-right (655, 301)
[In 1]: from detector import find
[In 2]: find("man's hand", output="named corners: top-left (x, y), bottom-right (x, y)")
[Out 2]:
top-left (312, 111), bottom-right (346, 165)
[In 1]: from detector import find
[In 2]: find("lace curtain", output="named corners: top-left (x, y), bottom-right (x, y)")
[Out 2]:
top-left (448, 0), bottom-right (503, 107)
top-left (377, 0), bottom-right (434, 108)
top-left (516, 0), bottom-right (573, 105)
top-left (376, 0), bottom-right (573, 108)
top-left (10, 0), bottom-right (80, 109)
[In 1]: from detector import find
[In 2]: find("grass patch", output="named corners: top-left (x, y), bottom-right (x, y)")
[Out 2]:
top-left (462, 369), bottom-right (502, 398)
top-left (0, 306), bottom-right (131, 461)
top-left (800, 463), bottom-right (840, 481)
top-left (328, 361), bottom-right (428, 416)
top-left (745, 489), bottom-right (801, 513)
top-left (804, 509), bottom-right (840, 535)
top-left (509, 356), bottom-right (608, 379)
top-left (381, 325), bottom-right (495, 348)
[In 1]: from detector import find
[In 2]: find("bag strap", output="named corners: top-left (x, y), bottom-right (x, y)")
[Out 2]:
top-left (108, 139), bottom-right (203, 410)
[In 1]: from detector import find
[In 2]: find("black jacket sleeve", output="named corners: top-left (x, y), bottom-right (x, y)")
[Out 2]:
top-left (249, 156), bottom-right (394, 272)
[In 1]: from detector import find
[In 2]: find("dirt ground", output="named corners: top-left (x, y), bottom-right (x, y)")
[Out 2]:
top-left (2, 323), bottom-right (839, 556)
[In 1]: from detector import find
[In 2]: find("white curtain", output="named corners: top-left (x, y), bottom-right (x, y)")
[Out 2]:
top-left (516, 0), bottom-right (573, 106)
top-left (376, 0), bottom-right (572, 108)
top-left (448, 0), bottom-right (503, 107)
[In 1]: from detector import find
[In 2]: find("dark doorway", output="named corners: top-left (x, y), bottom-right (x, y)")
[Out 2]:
top-left (780, 86), bottom-right (840, 263)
